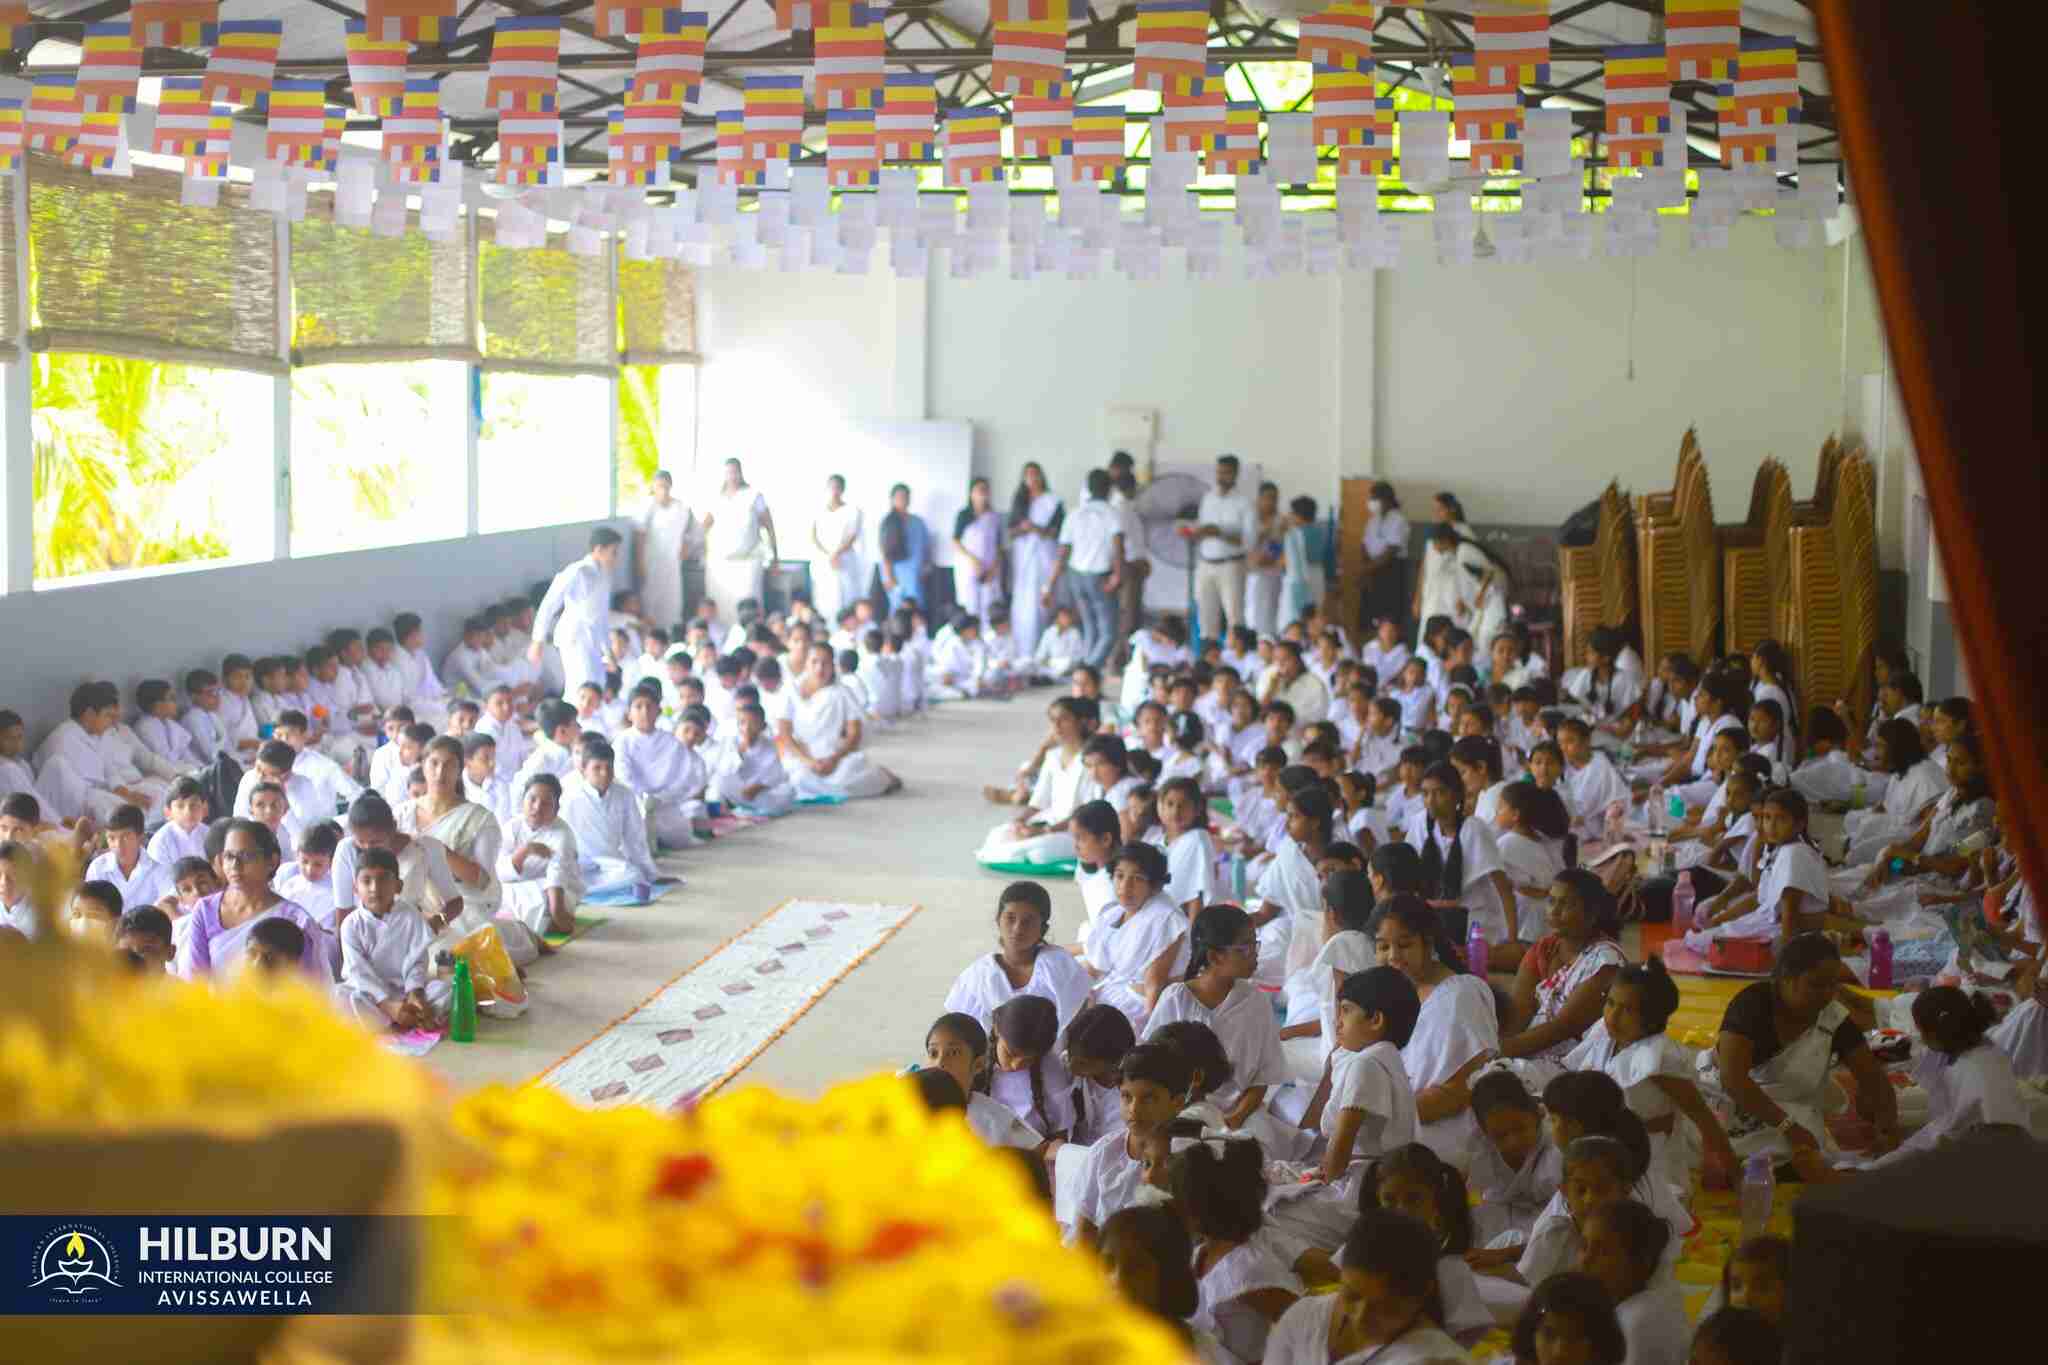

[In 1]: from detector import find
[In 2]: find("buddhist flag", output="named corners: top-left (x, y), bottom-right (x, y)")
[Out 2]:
top-left (1665, 0), bottom-right (1737, 84)
top-left (992, 0), bottom-right (1069, 100)
top-left (70, 110), bottom-right (127, 173)
top-left (1209, 102), bottom-right (1263, 176)
top-left (609, 96), bottom-right (680, 185)
top-left (1011, 96), bottom-right (1073, 160)
top-left (203, 19), bottom-right (282, 105)
top-left (1312, 63), bottom-right (1375, 148)
top-left (382, 77), bottom-right (445, 184)
top-left (816, 6), bottom-right (884, 111)
top-left (943, 104), bottom-right (1005, 185)
top-left (77, 23), bottom-right (143, 114)
top-left (1163, 66), bottom-right (1227, 154)
top-left (25, 74), bottom-right (82, 155)
top-left (1474, 9), bottom-right (1549, 87)
top-left (742, 75), bottom-right (804, 162)
top-left (630, 10), bottom-right (707, 107)
top-left (486, 15), bottom-right (561, 113)
top-left (1454, 12), bottom-right (1542, 174)
top-left (363, 0), bottom-right (456, 45)
top-left (1297, 4), bottom-right (1373, 74)
top-left (595, 1), bottom-right (672, 38)
top-left (1604, 44), bottom-right (1670, 168)
top-left (495, 111), bottom-right (563, 187)
top-left (152, 76), bottom-right (231, 178)
top-left (1134, 2), bottom-right (1209, 95)
top-left (878, 71), bottom-right (936, 162)
top-left (1722, 33), bottom-right (1801, 165)
top-left (345, 22), bottom-right (409, 117)
top-left (773, 0), bottom-right (819, 32)
top-left (0, 100), bottom-right (22, 174)
top-left (1070, 103), bottom-right (1125, 181)
top-left (132, 2), bottom-right (219, 49)
top-left (0, 4), bottom-right (31, 53)
top-left (265, 77), bottom-right (332, 169)
top-left (827, 107), bottom-right (879, 187)
top-left (715, 108), bottom-right (762, 186)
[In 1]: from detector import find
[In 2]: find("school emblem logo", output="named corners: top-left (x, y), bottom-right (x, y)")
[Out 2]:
top-left (28, 1225), bottom-right (121, 1303)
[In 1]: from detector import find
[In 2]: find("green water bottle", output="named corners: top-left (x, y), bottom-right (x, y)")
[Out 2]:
top-left (449, 957), bottom-right (477, 1043)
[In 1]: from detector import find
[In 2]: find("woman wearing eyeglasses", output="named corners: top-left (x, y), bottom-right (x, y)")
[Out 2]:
top-left (175, 818), bottom-right (331, 982)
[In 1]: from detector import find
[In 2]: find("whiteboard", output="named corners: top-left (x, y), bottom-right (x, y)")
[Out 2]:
top-left (720, 419), bottom-right (975, 569)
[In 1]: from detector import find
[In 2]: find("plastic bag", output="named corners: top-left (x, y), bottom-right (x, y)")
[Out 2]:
top-left (447, 923), bottom-right (526, 1005)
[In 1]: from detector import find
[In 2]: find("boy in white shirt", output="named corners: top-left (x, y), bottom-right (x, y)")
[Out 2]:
top-left (391, 612), bottom-right (451, 728)
top-left (710, 702), bottom-right (796, 817)
top-left (305, 645), bottom-right (376, 768)
top-left (275, 712), bottom-right (363, 814)
top-left (179, 669), bottom-right (239, 765)
top-left (215, 654), bottom-right (264, 759)
top-left (251, 656), bottom-right (292, 733)
top-left (0, 840), bottom-right (37, 939)
top-left (517, 700), bottom-right (583, 793)
top-left (338, 846), bottom-right (449, 1032)
top-left (248, 780), bottom-right (303, 865)
top-left (476, 685), bottom-right (533, 777)
top-left (0, 710), bottom-right (59, 817)
top-left (705, 656), bottom-right (745, 733)
top-left (929, 613), bottom-right (990, 701)
top-left (492, 598), bottom-right (546, 693)
top-left (614, 686), bottom-right (708, 850)
top-left (446, 699), bottom-right (480, 737)
top-left (856, 629), bottom-right (903, 722)
top-left (497, 772), bottom-right (583, 940)
top-left (463, 734), bottom-right (515, 831)
top-left (85, 803), bottom-right (173, 910)
top-left (559, 736), bottom-right (663, 893)
top-left (359, 628), bottom-right (412, 715)
top-left (134, 679), bottom-right (201, 770)
top-left (375, 723), bottom-right (434, 808)
top-left (367, 707), bottom-right (417, 789)
top-left (234, 740), bottom-right (330, 828)
top-left (443, 616), bottom-right (508, 702)
top-left (34, 682), bottom-right (168, 823)
top-left (624, 629), bottom-right (670, 696)
top-left (145, 776), bottom-right (213, 867)
top-left (1033, 604), bottom-right (1085, 683)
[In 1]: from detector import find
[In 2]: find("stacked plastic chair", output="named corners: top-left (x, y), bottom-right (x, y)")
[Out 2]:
top-left (1719, 458), bottom-right (1794, 658)
top-left (1633, 429), bottom-right (1721, 672)
top-left (1558, 481), bottom-right (1638, 672)
top-left (1787, 441), bottom-right (1879, 718)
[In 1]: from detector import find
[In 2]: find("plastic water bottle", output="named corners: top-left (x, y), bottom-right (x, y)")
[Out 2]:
top-left (1868, 929), bottom-right (1893, 990)
top-left (1648, 785), bottom-right (1666, 834)
top-left (1229, 851), bottom-right (1248, 902)
top-left (449, 956), bottom-right (477, 1043)
top-left (1667, 788), bottom-right (1687, 824)
top-left (1739, 1152), bottom-right (1776, 1240)
top-left (1850, 775), bottom-right (1867, 810)
top-left (1467, 922), bottom-right (1489, 976)
top-left (1672, 870), bottom-right (1696, 930)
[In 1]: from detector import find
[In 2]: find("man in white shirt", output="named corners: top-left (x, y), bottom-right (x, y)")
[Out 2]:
top-left (698, 458), bottom-right (779, 619)
top-left (1044, 469), bottom-right (1124, 671)
top-left (1190, 453), bottom-right (1257, 648)
top-left (530, 527), bottom-right (624, 698)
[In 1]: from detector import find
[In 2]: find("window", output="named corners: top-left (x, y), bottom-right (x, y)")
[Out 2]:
top-left (289, 361), bottom-right (468, 557)
top-left (476, 371), bottom-right (613, 534)
top-left (30, 353), bottom-right (273, 585)
top-left (614, 363), bottom-right (698, 513)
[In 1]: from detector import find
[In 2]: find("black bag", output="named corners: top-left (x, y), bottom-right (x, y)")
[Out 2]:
top-left (207, 752), bottom-right (244, 823)
top-left (1559, 497), bottom-right (1603, 548)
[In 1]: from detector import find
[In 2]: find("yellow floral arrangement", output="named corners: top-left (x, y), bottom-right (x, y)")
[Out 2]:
top-left (417, 1079), bottom-right (1191, 1364)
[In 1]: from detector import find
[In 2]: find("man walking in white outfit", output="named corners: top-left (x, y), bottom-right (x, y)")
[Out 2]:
top-left (530, 528), bottom-right (623, 697)
top-left (1188, 454), bottom-right (1257, 649)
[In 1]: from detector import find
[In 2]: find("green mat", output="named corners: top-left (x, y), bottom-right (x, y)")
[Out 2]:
top-left (977, 858), bottom-right (1079, 878)
top-left (542, 914), bottom-right (610, 947)
top-left (1209, 797), bottom-right (1235, 818)
top-left (797, 794), bottom-right (848, 807)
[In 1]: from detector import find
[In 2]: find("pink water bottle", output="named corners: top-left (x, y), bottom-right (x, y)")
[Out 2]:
top-left (1868, 929), bottom-right (1893, 990)
top-left (1467, 922), bottom-right (1489, 976)
top-left (1672, 871), bottom-right (1697, 930)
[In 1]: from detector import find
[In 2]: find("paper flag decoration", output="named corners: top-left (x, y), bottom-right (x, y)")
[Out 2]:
top-left (1396, 108), bottom-right (1449, 186)
top-left (1297, 3), bottom-right (1374, 73)
top-left (1209, 102), bottom-right (1263, 176)
top-left (742, 75), bottom-right (804, 162)
top-left (991, 0), bottom-right (1070, 99)
top-left (152, 77), bottom-right (231, 179)
top-left (1454, 11), bottom-right (1546, 174)
top-left (1665, 0), bottom-right (1737, 84)
top-left (773, 0), bottom-right (817, 31)
top-left (363, 0), bottom-right (456, 45)
top-left (202, 19), bottom-right (283, 105)
top-left (78, 23), bottom-right (143, 114)
top-left (1722, 34), bottom-right (1801, 165)
top-left (1070, 103), bottom-right (1125, 181)
top-left (1312, 63), bottom-right (1376, 148)
top-left (265, 77), bottom-right (333, 169)
top-left (609, 98), bottom-right (681, 186)
top-left (131, 2), bottom-right (219, 49)
top-left (630, 10), bottom-right (707, 107)
top-left (816, 6), bottom-right (884, 111)
top-left (71, 110), bottom-right (127, 174)
top-left (0, 4), bottom-right (29, 53)
top-left (487, 15), bottom-right (562, 113)
top-left (716, 109), bottom-right (763, 186)
top-left (827, 108), bottom-right (879, 187)
top-left (943, 105), bottom-right (1006, 185)
top-left (878, 72), bottom-right (936, 162)
top-left (495, 111), bottom-right (563, 186)
top-left (345, 21), bottom-right (410, 117)
top-left (1474, 9), bottom-right (1550, 86)
top-left (1012, 97), bottom-right (1073, 160)
top-left (26, 75), bottom-right (82, 155)
top-left (595, 1), bottom-right (675, 38)
top-left (1162, 67), bottom-right (1227, 154)
top-left (1604, 44), bottom-right (1671, 168)
top-left (1134, 2), bottom-right (1209, 95)
top-left (382, 77), bottom-right (445, 184)
top-left (0, 99), bottom-right (21, 173)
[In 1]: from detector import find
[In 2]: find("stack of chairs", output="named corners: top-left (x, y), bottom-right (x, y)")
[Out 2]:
top-left (1557, 481), bottom-right (1638, 672)
top-left (1787, 442), bottom-right (1879, 718)
top-left (1634, 429), bottom-right (1722, 673)
top-left (1720, 459), bottom-right (1794, 658)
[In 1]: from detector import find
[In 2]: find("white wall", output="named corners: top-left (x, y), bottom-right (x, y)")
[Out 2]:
top-left (0, 521), bottom-right (615, 741)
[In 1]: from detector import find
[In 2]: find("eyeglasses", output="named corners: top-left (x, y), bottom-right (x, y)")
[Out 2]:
top-left (220, 850), bottom-right (269, 866)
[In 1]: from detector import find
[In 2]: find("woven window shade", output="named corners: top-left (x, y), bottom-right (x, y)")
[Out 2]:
top-left (291, 206), bottom-right (480, 365)
top-left (1, 171), bottom-right (19, 352)
top-left (617, 253), bottom-right (698, 365)
top-left (478, 236), bottom-right (614, 376)
top-left (25, 155), bottom-right (282, 374)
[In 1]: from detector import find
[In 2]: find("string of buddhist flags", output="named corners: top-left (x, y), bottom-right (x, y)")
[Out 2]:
top-left (201, 19), bottom-right (282, 106)
top-left (77, 23), bottom-right (143, 115)
top-left (131, 2), bottom-right (220, 49)
top-left (816, 6), bottom-right (885, 111)
top-left (344, 21), bottom-right (410, 118)
top-left (1603, 45), bottom-right (1672, 169)
top-left (486, 15), bottom-right (564, 115)
top-left (362, 0), bottom-right (455, 46)
top-left (1722, 34), bottom-right (1801, 166)
top-left (991, 0), bottom-right (1070, 100)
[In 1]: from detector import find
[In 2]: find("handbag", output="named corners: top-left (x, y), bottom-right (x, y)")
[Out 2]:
top-left (1707, 936), bottom-right (1775, 974)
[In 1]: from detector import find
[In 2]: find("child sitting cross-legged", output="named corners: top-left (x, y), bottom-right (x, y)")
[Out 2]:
top-left (496, 772), bottom-right (583, 943)
top-left (1169, 1137), bottom-right (1300, 1364)
top-left (709, 702), bottom-right (796, 817)
top-left (337, 845), bottom-right (451, 1032)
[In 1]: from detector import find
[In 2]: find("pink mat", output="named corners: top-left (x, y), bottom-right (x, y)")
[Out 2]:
top-left (1660, 939), bottom-right (1712, 975)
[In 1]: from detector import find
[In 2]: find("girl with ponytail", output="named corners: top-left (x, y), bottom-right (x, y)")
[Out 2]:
top-left (1143, 904), bottom-right (1286, 1133)
top-left (1372, 894), bottom-right (1501, 1170)
top-left (1171, 1137), bottom-right (1299, 1363)
top-left (1356, 1142), bottom-right (1493, 1343)
top-left (1892, 985), bottom-right (2027, 1158)
top-left (1411, 760), bottom-right (1520, 971)
top-left (1251, 784), bottom-right (1338, 984)
top-left (1685, 786), bottom-right (1833, 952)
top-left (990, 994), bottom-right (1071, 1147)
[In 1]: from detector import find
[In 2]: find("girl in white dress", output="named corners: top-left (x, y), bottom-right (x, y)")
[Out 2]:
top-left (1157, 776), bottom-right (1218, 913)
top-left (1044, 1003), bottom-right (1136, 1228)
top-left (1841, 718), bottom-right (1952, 866)
top-left (1686, 788), bottom-right (1833, 954)
top-left (1451, 734), bottom-right (1512, 826)
top-left (1579, 1201), bottom-right (1689, 1365)
top-left (1374, 893), bottom-right (1501, 1169)
top-left (1005, 462), bottom-right (1064, 659)
top-left (922, 1012), bottom-right (1039, 1150)
top-left (1070, 800), bottom-right (1124, 936)
top-left (989, 994), bottom-right (1078, 1142)
top-left (808, 474), bottom-right (867, 620)
top-left (1097, 1205), bottom-right (1228, 1362)
top-left (1143, 906), bottom-right (1288, 1132)
top-left (1264, 1209), bottom-right (1470, 1365)
top-left (943, 880), bottom-right (1095, 1038)
top-left (1408, 761), bottom-right (1520, 971)
top-left (1277, 870), bottom-right (1380, 1089)
top-left (1081, 841), bottom-right (1190, 1029)
top-left (977, 698), bottom-right (1094, 865)
top-left (1883, 986), bottom-right (2027, 1160)
top-left (1506, 1272), bottom-right (1627, 1365)
top-left (1171, 1139), bottom-right (1301, 1364)
top-left (1493, 783), bottom-right (1574, 948)
top-left (1561, 627), bottom-right (1646, 736)
top-left (1346, 1145), bottom-right (1494, 1343)
top-left (1251, 784), bottom-right (1336, 985)
top-left (1466, 1071), bottom-right (1562, 1252)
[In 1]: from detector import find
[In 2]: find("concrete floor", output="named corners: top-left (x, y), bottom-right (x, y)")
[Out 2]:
top-left (425, 693), bottom-right (1070, 1097)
